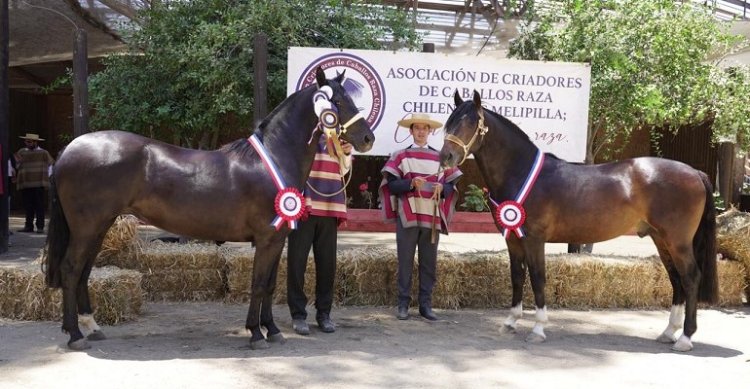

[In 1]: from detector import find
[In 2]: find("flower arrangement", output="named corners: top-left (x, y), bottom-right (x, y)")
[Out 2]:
top-left (460, 184), bottom-right (490, 212)
top-left (359, 179), bottom-right (374, 209)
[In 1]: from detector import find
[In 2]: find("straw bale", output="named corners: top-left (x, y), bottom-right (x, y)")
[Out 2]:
top-left (546, 254), bottom-right (660, 309)
top-left (716, 209), bottom-right (750, 293)
top-left (95, 215), bottom-right (142, 268)
top-left (133, 241), bottom-right (227, 271)
top-left (336, 246), bottom-right (398, 306)
top-left (435, 251), bottom-right (510, 308)
top-left (0, 263), bottom-right (142, 324)
top-left (141, 269), bottom-right (225, 301)
top-left (223, 248), bottom-right (318, 304)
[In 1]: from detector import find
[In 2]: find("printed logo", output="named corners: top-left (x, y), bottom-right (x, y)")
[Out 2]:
top-left (296, 52), bottom-right (386, 130)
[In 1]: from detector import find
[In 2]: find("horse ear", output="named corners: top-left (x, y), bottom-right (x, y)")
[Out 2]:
top-left (472, 90), bottom-right (482, 109)
top-left (334, 70), bottom-right (346, 84)
top-left (454, 90), bottom-right (463, 106)
top-left (315, 66), bottom-right (328, 87)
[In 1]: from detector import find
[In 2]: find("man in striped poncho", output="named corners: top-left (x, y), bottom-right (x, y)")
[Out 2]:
top-left (287, 134), bottom-right (352, 335)
top-left (379, 113), bottom-right (462, 321)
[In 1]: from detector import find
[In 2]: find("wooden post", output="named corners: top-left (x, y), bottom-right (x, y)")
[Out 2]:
top-left (0, 0), bottom-right (9, 252)
top-left (422, 43), bottom-right (435, 53)
top-left (718, 142), bottom-right (736, 207)
top-left (253, 33), bottom-right (268, 128)
top-left (73, 28), bottom-right (89, 138)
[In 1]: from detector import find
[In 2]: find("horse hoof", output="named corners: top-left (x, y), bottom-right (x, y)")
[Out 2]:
top-left (87, 330), bottom-right (107, 341)
top-left (671, 336), bottom-right (693, 352)
top-left (656, 333), bottom-right (676, 344)
top-left (525, 332), bottom-right (546, 343)
top-left (68, 338), bottom-right (91, 351)
top-left (267, 333), bottom-right (286, 344)
top-left (249, 339), bottom-right (270, 350)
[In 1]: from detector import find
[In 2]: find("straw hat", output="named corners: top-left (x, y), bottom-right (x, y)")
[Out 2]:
top-left (397, 113), bottom-right (443, 129)
top-left (19, 133), bottom-right (44, 141)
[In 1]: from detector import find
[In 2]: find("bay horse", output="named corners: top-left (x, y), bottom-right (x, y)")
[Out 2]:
top-left (44, 67), bottom-right (374, 351)
top-left (440, 91), bottom-right (717, 352)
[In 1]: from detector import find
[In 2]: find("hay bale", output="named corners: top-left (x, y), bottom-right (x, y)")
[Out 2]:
top-left (0, 263), bottom-right (142, 324)
top-left (436, 251), bottom-right (510, 309)
top-left (223, 248), bottom-right (318, 305)
top-left (716, 209), bottom-right (750, 299)
top-left (134, 241), bottom-right (228, 301)
top-left (547, 254), bottom-right (660, 309)
top-left (337, 246), bottom-right (398, 306)
top-left (95, 215), bottom-right (142, 268)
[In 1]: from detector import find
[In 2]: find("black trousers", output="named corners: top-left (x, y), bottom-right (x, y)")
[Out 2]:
top-left (286, 215), bottom-right (338, 321)
top-left (21, 187), bottom-right (46, 230)
top-left (396, 218), bottom-right (439, 308)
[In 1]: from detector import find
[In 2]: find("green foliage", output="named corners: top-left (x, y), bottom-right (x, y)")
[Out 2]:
top-left (508, 0), bottom-right (749, 159)
top-left (89, 0), bottom-right (421, 146)
top-left (459, 184), bottom-right (490, 212)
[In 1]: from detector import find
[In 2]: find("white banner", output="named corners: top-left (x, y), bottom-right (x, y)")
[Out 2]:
top-left (287, 47), bottom-right (591, 162)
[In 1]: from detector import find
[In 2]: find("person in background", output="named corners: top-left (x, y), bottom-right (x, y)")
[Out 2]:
top-left (287, 134), bottom-right (352, 335)
top-left (379, 113), bottom-right (462, 321)
top-left (15, 133), bottom-right (54, 234)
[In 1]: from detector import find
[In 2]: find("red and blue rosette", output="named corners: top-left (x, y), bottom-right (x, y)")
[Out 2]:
top-left (495, 200), bottom-right (527, 238)
top-left (272, 187), bottom-right (306, 230)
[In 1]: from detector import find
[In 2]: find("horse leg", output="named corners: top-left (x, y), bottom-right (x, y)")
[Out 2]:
top-left (670, 243), bottom-right (701, 352)
top-left (68, 225), bottom-right (111, 344)
top-left (245, 238), bottom-right (285, 350)
top-left (76, 262), bottom-right (106, 341)
top-left (651, 237), bottom-right (686, 344)
top-left (502, 240), bottom-right (527, 333)
top-left (261, 255), bottom-right (285, 344)
top-left (524, 240), bottom-right (548, 343)
top-left (60, 238), bottom-right (100, 350)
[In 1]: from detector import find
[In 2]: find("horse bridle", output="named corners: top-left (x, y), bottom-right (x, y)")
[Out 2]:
top-left (444, 107), bottom-right (489, 166)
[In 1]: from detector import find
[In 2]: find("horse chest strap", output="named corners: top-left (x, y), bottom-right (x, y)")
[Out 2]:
top-left (247, 135), bottom-right (306, 230)
top-left (491, 150), bottom-right (545, 239)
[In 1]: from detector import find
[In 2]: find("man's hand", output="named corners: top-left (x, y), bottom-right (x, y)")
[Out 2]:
top-left (412, 176), bottom-right (426, 190)
top-left (340, 140), bottom-right (353, 155)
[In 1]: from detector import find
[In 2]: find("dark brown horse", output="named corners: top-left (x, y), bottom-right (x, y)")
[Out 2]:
top-left (440, 91), bottom-right (717, 352)
top-left (44, 67), bottom-right (374, 351)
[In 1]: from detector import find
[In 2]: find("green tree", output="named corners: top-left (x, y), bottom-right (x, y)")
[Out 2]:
top-left (89, 0), bottom-right (421, 147)
top-left (508, 0), bottom-right (749, 161)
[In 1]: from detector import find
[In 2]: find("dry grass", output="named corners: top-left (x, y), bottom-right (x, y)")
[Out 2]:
top-left (0, 262), bottom-right (142, 324)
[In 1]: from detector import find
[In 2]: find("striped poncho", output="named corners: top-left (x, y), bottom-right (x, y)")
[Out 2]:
top-left (305, 135), bottom-right (351, 221)
top-left (379, 146), bottom-right (462, 233)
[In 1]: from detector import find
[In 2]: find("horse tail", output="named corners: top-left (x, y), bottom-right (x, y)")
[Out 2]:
top-left (694, 171), bottom-right (718, 304)
top-left (44, 174), bottom-right (69, 288)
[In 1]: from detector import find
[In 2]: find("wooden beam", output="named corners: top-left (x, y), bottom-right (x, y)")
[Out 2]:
top-left (9, 66), bottom-right (47, 87)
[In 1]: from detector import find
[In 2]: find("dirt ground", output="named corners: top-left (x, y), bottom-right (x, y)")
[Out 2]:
top-left (0, 303), bottom-right (748, 388)
top-left (1, 219), bottom-right (749, 388)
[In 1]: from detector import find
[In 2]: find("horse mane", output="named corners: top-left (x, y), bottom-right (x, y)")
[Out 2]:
top-left (473, 103), bottom-right (562, 162)
top-left (218, 138), bottom-right (254, 158)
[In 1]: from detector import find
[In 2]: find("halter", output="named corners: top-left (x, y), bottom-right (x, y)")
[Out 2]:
top-left (306, 85), bottom-right (362, 197)
top-left (444, 107), bottom-right (489, 165)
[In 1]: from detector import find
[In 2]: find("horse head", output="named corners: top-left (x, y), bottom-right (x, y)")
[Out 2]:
top-left (314, 67), bottom-right (375, 152)
top-left (440, 90), bottom-right (488, 168)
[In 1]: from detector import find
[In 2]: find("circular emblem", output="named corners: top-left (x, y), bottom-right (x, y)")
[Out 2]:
top-left (296, 52), bottom-right (385, 130)
top-left (274, 188), bottom-right (305, 222)
top-left (320, 108), bottom-right (339, 129)
top-left (495, 200), bottom-right (526, 231)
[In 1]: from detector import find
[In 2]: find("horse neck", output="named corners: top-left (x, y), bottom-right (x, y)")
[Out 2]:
top-left (256, 89), bottom-right (320, 189)
top-left (474, 114), bottom-right (541, 200)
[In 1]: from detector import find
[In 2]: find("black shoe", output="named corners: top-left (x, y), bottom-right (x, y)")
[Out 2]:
top-left (396, 305), bottom-right (409, 320)
top-left (419, 306), bottom-right (438, 321)
top-left (292, 319), bottom-right (310, 336)
top-left (17, 228), bottom-right (33, 233)
top-left (316, 315), bottom-right (336, 333)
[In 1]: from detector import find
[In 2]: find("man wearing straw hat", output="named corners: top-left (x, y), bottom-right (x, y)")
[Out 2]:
top-left (379, 113), bottom-right (462, 321)
top-left (15, 133), bottom-right (55, 234)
